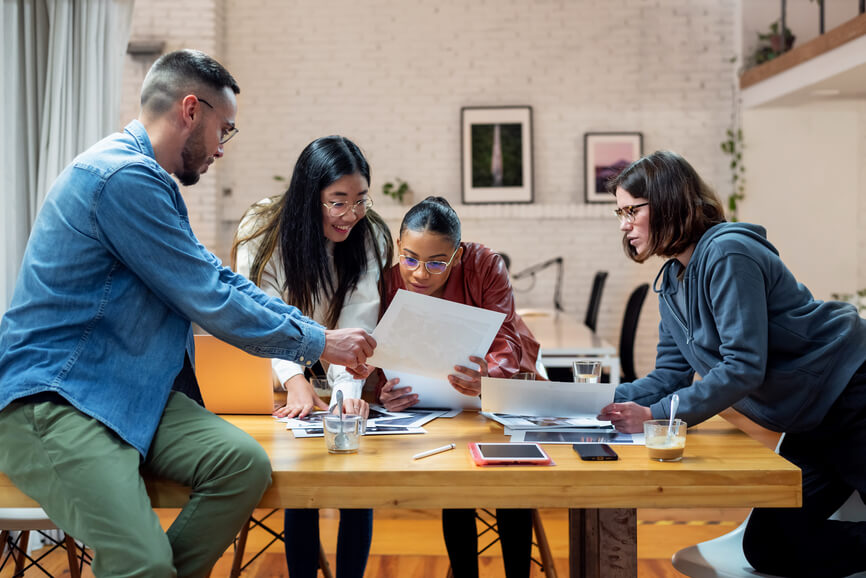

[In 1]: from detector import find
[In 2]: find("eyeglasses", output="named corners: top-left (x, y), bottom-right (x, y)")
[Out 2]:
top-left (322, 198), bottom-right (374, 218)
top-left (613, 202), bottom-right (649, 224)
top-left (399, 246), bottom-right (459, 275)
top-left (196, 97), bottom-right (239, 145)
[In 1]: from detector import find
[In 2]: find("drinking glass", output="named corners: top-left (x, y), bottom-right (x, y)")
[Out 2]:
top-left (323, 414), bottom-right (363, 454)
top-left (572, 360), bottom-right (602, 383)
top-left (644, 419), bottom-right (687, 461)
top-left (311, 378), bottom-right (331, 398)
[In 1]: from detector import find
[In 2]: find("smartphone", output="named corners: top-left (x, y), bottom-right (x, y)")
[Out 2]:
top-left (573, 443), bottom-right (618, 461)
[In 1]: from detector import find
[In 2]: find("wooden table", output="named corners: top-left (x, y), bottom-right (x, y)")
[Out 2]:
top-left (520, 310), bottom-right (622, 385)
top-left (0, 412), bottom-right (800, 577)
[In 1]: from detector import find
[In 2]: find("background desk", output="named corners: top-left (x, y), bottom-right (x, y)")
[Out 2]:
top-left (0, 412), bottom-right (800, 577)
top-left (521, 310), bottom-right (622, 385)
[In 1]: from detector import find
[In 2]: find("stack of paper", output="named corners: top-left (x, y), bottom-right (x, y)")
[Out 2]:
top-left (278, 406), bottom-right (448, 438)
top-left (480, 377), bottom-right (644, 445)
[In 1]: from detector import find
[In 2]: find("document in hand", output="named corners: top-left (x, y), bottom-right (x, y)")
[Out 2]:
top-left (368, 290), bottom-right (506, 409)
top-left (480, 377), bottom-right (616, 422)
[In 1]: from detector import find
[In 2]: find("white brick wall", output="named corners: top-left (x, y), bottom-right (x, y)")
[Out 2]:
top-left (860, 101), bottom-right (866, 293)
top-left (121, 0), bottom-right (225, 251)
top-left (120, 0), bottom-right (741, 379)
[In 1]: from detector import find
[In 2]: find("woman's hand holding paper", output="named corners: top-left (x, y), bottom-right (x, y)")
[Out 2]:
top-left (449, 355), bottom-right (488, 397)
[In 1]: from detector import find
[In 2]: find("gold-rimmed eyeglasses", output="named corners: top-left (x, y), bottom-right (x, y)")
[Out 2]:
top-left (322, 198), bottom-right (374, 218)
top-left (196, 97), bottom-right (239, 145)
top-left (614, 202), bottom-right (648, 224)
top-left (398, 246), bottom-right (459, 275)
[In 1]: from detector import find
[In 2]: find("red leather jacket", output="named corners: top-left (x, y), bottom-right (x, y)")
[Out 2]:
top-left (380, 242), bottom-right (541, 390)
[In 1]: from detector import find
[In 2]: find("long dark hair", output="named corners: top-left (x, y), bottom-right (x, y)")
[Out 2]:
top-left (399, 196), bottom-right (461, 247)
top-left (607, 150), bottom-right (726, 263)
top-left (232, 136), bottom-right (393, 327)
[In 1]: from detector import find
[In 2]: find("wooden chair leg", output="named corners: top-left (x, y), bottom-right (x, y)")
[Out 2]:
top-left (318, 540), bottom-right (334, 578)
top-left (230, 517), bottom-right (252, 578)
top-left (63, 534), bottom-right (82, 578)
top-left (14, 530), bottom-right (29, 574)
top-left (532, 509), bottom-right (558, 578)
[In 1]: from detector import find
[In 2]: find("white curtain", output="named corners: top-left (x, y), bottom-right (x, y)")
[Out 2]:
top-left (0, 0), bottom-right (134, 314)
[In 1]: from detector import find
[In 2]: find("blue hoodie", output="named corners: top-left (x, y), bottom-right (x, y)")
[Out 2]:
top-left (615, 222), bottom-right (866, 433)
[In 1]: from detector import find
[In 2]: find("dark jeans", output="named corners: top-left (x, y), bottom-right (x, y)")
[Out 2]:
top-left (442, 508), bottom-right (532, 578)
top-left (284, 508), bottom-right (373, 578)
top-left (743, 362), bottom-right (866, 577)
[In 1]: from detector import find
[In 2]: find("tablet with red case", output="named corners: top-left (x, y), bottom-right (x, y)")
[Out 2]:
top-left (468, 442), bottom-right (553, 466)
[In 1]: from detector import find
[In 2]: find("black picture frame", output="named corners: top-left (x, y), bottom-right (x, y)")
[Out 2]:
top-left (461, 106), bottom-right (533, 204)
top-left (584, 132), bottom-right (643, 203)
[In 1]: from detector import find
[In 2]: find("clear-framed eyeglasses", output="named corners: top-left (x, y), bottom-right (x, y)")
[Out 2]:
top-left (613, 202), bottom-right (649, 225)
top-left (196, 97), bottom-right (239, 145)
top-left (398, 246), bottom-right (459, 275)
top-left (322, 198), bottom-right (374, 218)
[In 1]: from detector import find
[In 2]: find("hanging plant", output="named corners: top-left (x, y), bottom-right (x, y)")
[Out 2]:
top-left (720, 127), bottom-right (745, 221)
top-left (721, 55), bottom-right (745, 221)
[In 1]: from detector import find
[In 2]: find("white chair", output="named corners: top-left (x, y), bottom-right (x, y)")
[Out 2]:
top-left (672, 431), bottom-right (866, 578)
top-left (0, 508), bottom-right (90, 577)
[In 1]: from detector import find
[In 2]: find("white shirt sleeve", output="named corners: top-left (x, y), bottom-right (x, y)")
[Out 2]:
top-left (235, 201), bottom-right (306, 387)
top-left (327, 228), bottom-right (389, 406)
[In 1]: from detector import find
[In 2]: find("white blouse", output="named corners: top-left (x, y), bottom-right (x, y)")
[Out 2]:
top-left (235, 198), bottom-right (388, 402)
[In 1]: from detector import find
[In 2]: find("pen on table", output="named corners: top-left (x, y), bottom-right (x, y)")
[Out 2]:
top-left (412, 443), bottom-right (456, 460)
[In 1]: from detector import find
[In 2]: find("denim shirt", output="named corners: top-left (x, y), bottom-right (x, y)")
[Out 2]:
top-left (0, 120), bottom-right (325, 456)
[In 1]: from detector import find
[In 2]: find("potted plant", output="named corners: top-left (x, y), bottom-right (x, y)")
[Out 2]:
top-left (382, 178), bottom-right (412, 204)
top-left (751, 21), bottom-right (795, 66)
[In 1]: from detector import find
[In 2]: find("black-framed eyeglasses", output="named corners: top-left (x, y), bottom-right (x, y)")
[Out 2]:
top-left (614, 202), bottom-right (649, 224)
top-left (196, 97), bottom-right (239, 145)
top-left (322, 198), bottom-right (374, 218)
top-left (398, 246), bottom-right (459, 275)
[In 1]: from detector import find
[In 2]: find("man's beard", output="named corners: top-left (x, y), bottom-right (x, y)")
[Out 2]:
top-left (176, 126), bottom-right (208, 186)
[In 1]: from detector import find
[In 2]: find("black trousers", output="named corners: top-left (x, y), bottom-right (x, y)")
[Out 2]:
top-left (442, 508), bottom-right (532, 578)
top-left (743, 361), bottom-right (866, 577)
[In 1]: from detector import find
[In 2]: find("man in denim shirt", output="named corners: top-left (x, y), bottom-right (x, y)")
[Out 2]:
top-left (0, 50), bottom-right (376, 577)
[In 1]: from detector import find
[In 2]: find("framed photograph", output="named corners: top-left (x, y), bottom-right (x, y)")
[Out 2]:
top-left (584, 132), bottom-right (643, 203)
top-left (461, 106), bottom-right (533, 204)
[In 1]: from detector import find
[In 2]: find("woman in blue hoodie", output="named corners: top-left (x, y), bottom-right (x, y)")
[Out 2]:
top-left (597, 150), bottom-right (866, 577)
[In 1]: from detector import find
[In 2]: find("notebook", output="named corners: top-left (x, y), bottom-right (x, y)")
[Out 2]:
top-left (194, 334), bottom-right (276, 414)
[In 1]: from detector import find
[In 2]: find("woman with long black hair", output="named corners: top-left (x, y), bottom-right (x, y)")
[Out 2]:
top-left (233, 135), bottom-right (392, 578)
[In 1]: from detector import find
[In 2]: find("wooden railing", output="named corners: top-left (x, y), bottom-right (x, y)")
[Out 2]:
top-left (740, 10), bottom-right (866, 89)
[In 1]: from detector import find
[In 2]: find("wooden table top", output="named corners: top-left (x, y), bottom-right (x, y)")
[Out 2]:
top-left (0, 412), bottom-right (800, 511)
top-left (519, 310), bottom-right (616, 356)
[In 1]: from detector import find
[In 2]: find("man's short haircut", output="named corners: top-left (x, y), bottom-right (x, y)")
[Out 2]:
top-left (140, 49), bottom-right (240, 115)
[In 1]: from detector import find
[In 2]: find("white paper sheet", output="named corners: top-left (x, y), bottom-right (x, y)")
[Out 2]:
top-left (482, 412), bottom-right (613, 429)
top-left (481, 377), bottom-right (616, 423)
top-left (290, 425), bottom-right (427, 437)
top-left (369, 290), bottom-right (505, 379)
top-left (384, 369), bottom-right (481, 410)
top-left (509, 428), bottom-right (644, 445)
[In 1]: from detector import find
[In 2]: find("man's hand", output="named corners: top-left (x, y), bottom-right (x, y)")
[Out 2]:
top-left (321, 328), bottom-right (376, 372)
top-left (597, 401), bottom-right (652, 433)
top-left (448, 355), bottom-right (488, 397)
top-left (273, 375), bottom-right (327, 419)
top-left (379, 377), bottom-right (418, 412)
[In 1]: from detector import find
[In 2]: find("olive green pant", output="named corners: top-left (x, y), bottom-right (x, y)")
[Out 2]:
top-left (0, 392), bottom-right (272, 577)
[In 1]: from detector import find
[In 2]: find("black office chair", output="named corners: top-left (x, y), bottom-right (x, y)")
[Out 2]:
top-left (584, 271), bottom-right (608, 332)
top-left (619, 283), bottom-right (650, 383)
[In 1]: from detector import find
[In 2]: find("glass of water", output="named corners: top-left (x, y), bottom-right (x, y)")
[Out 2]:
top-left (572, 360), bottom-right (602, 383)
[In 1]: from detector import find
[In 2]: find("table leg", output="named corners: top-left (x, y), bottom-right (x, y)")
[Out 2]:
top-left (568, 508), bottom-right (637, 577)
